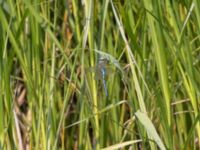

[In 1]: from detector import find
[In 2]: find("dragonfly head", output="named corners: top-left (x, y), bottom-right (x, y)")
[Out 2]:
top-left (98, 57), bottom-right (109, 65)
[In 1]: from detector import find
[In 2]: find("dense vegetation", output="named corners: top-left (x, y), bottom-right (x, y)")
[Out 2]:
top-left (0, 0), bottom-right (200, 149)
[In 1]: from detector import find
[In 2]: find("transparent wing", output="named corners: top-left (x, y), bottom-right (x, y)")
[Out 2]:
top-left (86, 64), bottom-right (116, 80)
top-left (85, 66), bottom-right (102, 80)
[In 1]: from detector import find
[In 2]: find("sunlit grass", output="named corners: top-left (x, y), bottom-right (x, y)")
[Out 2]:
top-left (0, 0), bottom-right (200, 149)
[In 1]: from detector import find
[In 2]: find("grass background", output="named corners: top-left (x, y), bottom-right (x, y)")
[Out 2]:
top-left (0, 0), bottom-right (200, 149)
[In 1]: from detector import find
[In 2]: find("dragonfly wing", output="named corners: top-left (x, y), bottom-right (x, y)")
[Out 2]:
top-left (85, 66), bottom-right (102, 80)
top-left (86, 66), bottom-right (97, 73)
top-left (94, 69), bottom-right (102, 80)
top-left (86, 65), bottom-right (116, 80)
top-left (102, 66), bottom-right (115, 76)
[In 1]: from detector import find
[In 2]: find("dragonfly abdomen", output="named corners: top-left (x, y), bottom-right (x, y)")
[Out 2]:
top-left (101, 67), bottom-right (108, 96)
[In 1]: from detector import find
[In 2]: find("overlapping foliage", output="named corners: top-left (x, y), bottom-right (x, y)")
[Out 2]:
top-left (0, 0), bottom-right (200, 149)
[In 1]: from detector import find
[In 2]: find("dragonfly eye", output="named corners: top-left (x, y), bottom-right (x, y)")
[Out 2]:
top-left (98, 58), bottom-right (109, 65)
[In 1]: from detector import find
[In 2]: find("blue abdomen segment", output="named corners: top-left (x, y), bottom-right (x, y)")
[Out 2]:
top-left (101, 67), bottom-right (108, 97)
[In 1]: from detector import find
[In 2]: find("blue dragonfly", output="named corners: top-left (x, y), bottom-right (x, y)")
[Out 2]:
top-left (89, 57), bottom-right (112, 97)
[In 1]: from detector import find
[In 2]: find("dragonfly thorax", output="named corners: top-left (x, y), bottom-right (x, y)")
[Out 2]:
top-left (98, 58), bottom-right (109, 67)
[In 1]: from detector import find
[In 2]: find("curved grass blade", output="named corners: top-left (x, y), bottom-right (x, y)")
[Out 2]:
top-left (135, 110), bottom-right (166, 150)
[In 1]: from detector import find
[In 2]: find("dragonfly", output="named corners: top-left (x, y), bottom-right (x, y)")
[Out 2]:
top-left (88, 57), bottom-right (112, 97)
